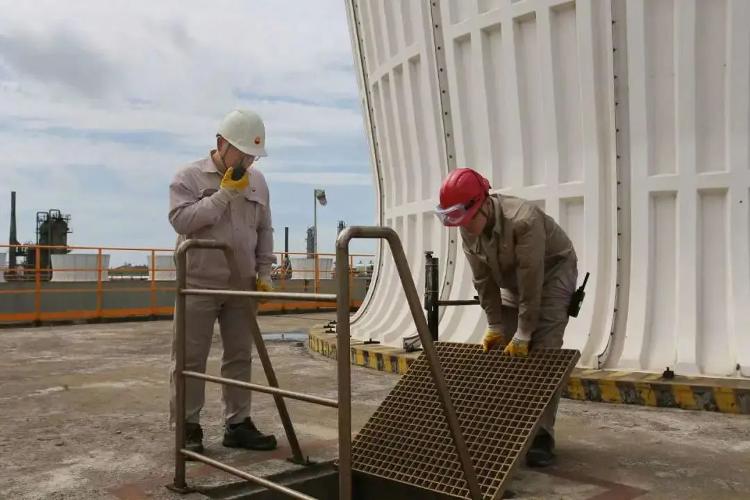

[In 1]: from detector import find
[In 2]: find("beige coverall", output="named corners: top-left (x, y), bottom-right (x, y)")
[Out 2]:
top-left (168, 153), bottom-right (275, 425)
top-left (461, 194), bottom-right (577, 440)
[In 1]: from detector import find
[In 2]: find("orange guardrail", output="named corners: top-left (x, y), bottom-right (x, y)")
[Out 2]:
top-left (0, 244), bottom-right (373, 324)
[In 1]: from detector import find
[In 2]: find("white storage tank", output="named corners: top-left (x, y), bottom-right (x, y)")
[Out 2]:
top-left (148, 255), bottom-right (176, 281)
top-left (289, 257), bottom-right (334, 281)
top-left (51, 254), bottom-right (111, 282)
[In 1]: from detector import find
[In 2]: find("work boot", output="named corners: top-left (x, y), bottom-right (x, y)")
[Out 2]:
top-left (223, 418), bottom-right (277, 451)
top-left (526, 431), bottom-right (555, 468)
top-left (184, 423), bottom-right (204, 457)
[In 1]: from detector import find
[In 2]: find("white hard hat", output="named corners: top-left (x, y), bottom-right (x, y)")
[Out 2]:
top-left (217, 109), bottom-right (267, 157)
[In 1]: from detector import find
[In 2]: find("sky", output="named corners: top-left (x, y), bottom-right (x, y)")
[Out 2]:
top-left (0, 0), bottom-right (377, 267)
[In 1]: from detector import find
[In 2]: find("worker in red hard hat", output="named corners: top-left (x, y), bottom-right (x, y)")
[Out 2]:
top-left (436, 167), bottom-right (578, 467)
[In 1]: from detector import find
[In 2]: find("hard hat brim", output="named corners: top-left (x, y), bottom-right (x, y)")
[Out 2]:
top-left (234, 142), bottom-right (268, 157)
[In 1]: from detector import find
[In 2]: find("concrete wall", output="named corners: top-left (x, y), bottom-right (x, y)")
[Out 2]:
top-left (0, 278), bottom-right (370, 324)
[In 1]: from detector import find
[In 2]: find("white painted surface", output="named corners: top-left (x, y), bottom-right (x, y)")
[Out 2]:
top-left (51, 254), bottom-right (110, 282)
top-left (148, 255), bottom-right (176, 281)
top-left (347, 0), bottom-right (750, 377)
top-left (289, 258), bottom-right (334, 281)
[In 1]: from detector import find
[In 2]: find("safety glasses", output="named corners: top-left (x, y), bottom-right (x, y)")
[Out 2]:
top-left (434, 199), bottom-right (477, 226)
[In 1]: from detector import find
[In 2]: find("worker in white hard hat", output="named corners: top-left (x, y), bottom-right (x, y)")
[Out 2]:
top-left (168, 109), bottom-right (277, 453)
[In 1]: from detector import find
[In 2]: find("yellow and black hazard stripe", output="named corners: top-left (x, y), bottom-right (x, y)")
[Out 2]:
top-left (308, 328), bottom-right (750, 415)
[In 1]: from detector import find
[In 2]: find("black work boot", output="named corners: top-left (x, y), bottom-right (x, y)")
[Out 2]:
top-left (184, 423), bottom-right (204, 457)
top-left (526, 430), bottom-right (555, 468)
top-left (223, 418), bottom-right (277, 451)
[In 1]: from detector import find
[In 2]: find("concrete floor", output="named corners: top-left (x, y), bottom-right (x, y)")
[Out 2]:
top-left (0, 314), bottom-right (748, 500)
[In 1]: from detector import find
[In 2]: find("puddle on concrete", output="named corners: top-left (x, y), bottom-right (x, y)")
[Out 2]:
top-left (262, 331), bottom-right (308, 342)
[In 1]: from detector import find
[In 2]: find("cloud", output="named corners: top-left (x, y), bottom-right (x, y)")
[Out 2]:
top-left (0, 1), bottom-right (359, 108)
top-left (0, 28), bottom-right (117, 98)
top-left (266, 172), bottom-right (374, 187)
top-left (0, 1), bottom-right (377, 262)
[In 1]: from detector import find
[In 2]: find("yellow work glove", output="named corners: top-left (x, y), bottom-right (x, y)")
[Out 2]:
top-left (503, 336), bottom-right (530, 358)
top-left (255, 276), bottom-right (272, 304)
top-left (256, 276), bottom-right (272, 293)
top-left (220, 167), bottom-right (250, 192)
top-left (482, 328), bottom-right (506, 352)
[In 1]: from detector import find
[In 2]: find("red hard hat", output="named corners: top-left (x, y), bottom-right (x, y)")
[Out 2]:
top-left (436, 168), bottom-right (491, 226)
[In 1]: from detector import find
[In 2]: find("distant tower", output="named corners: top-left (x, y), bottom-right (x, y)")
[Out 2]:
top-left (306, 226), bottom-right (315, 258)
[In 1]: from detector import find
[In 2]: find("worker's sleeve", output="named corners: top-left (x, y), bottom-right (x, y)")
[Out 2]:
top-left (255, 192), bottom-right (276, 279)
top-left (515, 213), bottom-right (546, 337)
top-left (462, 241), bottom-right (503, 329)
top-left (168, 175), bottom-right (235, 235)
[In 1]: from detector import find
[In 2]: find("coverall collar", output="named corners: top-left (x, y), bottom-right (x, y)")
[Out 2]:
top-left (206, 149), bottom-right (227, 175)
top-left (462, 195), bottom-right (504, 253)
top-left (481, 198), bottom-right (496, 237)
top-left (486, 195), bottom-right (504, 240)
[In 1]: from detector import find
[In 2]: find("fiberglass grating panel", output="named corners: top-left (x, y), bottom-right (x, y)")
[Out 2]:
top-left (351, 343), bottom-right (580, 499)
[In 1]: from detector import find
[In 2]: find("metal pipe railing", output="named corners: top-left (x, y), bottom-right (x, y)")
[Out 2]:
top-left (183, 371), bottom-right (339, 408)
top-left (182, 289), bottom-right (336, 302)
top-left (173, 231), bottom-right (481, 500)
top-left (172, 239), bottom-right (339, 497)
top-left (335, 227), bottom-right (483, 500)
top-left (0, 242), bottom-right (369, 325)
top-left (181, 450), bottom-right (316, 500)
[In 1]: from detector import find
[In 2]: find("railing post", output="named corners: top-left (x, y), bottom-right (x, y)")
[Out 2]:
top-left (247, 316), bottom-right (305, 464)
top-left (173, 245), bottom-right (188, 490)
top-left (166, 238), bottom-right (376, 496)
top-left (34, 246), bottom-right (41, 323)
top-left (96, 248), bottom-right (103, 319)
top-left (336, 237), bottom-right (352, 500)
top-left (150, 250), bottom-right (157, 316)
top-left (385, 230), bottom-right (482, 500)
top-left (337, 227), bottom-right (483, 500)
top-left (349, 255), bottom-right (354, 310)
top-left (314, 254), bottom-right (320, 295)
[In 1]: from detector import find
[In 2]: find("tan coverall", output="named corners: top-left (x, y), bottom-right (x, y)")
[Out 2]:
top-left (168, 153), bottom-right (275, 425)
top-left (461, 194), bottom-right (577, 440)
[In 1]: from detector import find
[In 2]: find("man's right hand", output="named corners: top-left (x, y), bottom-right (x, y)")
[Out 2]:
top-left (220, 167), bottom-right (249, 192)
top-left (482, 328), bottom-right (507, 352)
top-left (503, 337), bottom-right (529, 357)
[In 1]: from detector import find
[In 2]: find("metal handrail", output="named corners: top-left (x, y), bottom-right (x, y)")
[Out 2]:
top-left (182, 289), bottom-right (337, 302)
top-left (172, 239), bottom-right (340, 498)
top-left (0, 242), bottom-right (364, 324)
top-left (181, 450), bottom-right (316, 500)
top-left (183, 371), bottom-right (339, 407)
top-left (172, 231), bottom-right (482, 500)
top-left (335, 227), bottom-right (482, 500)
